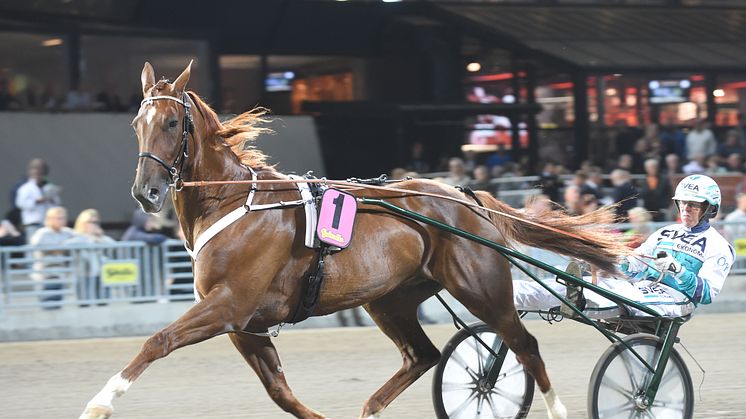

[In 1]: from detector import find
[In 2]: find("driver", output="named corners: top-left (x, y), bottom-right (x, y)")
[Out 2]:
top-left (513, 174), bottom-right (734, 319)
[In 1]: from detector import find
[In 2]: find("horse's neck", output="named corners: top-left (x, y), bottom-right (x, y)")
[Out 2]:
top-left (171, 146), bottom-right (255, 245)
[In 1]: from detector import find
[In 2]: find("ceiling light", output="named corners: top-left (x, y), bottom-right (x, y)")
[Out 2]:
top-left (713, 89), bottom-right (725, 97)
top-left (466, 62), bottom-right (481, 72)
top-left (41, 38), bottom-right (63, 47)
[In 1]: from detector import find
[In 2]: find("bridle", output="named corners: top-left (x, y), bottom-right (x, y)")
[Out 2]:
top-left (137, 91), bottom-right (193, 191)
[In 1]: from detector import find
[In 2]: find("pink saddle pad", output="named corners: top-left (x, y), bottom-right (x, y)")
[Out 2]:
top-left (316, 188), bottom-right (357, 248)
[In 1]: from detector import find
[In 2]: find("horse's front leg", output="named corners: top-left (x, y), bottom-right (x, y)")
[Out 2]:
top-left (229, 332), bottom-right (326, 418)
top-left (79, 286), bottom-right (247, 419)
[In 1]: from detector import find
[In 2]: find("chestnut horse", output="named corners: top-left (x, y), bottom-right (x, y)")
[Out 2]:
top-left (79, 62), bottom-right (627, 419)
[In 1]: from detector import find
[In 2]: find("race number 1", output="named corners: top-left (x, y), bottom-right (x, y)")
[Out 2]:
top-left (317, 188), bottom-right (357, 248)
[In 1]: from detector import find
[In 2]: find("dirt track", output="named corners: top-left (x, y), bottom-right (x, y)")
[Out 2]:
top-left (2, 313), bottom-right (745, 418)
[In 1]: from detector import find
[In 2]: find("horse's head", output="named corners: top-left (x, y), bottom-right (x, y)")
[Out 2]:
top-left (131, 61), bottom-right (193, 213)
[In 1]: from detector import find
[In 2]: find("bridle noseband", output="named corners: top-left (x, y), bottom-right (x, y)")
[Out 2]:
top-left (137, 92), bottom-right (193, 191)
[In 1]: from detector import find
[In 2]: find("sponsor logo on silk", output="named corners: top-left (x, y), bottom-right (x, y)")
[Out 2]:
top-left (320, 228), bottom-right (344, 244)
top-left (660, 229), bottom-right (707, 253)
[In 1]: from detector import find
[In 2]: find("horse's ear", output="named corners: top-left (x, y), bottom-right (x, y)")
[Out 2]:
top-left (141, 62), bottom-right (155, 97)
top-left (173, 60), bottom-right (193, 93)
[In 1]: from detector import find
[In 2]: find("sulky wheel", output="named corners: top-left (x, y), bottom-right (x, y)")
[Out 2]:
top-left (588, 333), bottom-right (694, 419)
top-left (432, 322), bottom-right (534, 419)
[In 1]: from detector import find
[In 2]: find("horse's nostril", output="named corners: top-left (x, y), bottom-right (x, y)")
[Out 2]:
top-left (148, 188), bottom-right (160, 199)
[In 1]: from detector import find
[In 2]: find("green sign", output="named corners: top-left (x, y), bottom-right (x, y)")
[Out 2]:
top-left (101, 261), bottom-right (139, 285)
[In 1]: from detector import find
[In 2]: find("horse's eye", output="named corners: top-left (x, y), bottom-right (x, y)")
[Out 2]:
top-left (168, 120), bottom-right (178, 128)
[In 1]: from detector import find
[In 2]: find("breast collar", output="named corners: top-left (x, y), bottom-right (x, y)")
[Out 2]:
top-left (184, 168), bottom-right (310, 261)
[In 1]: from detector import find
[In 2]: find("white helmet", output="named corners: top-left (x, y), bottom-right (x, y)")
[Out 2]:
top-left (672, 174), bottom-right (721, 218)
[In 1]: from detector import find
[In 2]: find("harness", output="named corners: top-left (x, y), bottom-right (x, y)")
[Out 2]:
top-left (137, 92), bottom-right (193, 191)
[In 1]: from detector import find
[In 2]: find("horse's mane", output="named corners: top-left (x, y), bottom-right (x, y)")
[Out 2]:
top-left (186, 91), bottom-right (274, 169)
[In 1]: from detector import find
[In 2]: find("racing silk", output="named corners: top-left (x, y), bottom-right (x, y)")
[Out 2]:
top-left (622, 222), bottom-right (734, 305)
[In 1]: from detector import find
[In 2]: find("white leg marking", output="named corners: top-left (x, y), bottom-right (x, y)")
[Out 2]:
top-left (541, 388), bottom-right (568, 419)
top-left (85, 372), bottom-right (132, 410)
top-left (361, 408), bottom-right (384, 419)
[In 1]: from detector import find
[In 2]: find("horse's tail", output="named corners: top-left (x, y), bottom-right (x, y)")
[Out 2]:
top-left (474, 191), bottom-right (632, 273)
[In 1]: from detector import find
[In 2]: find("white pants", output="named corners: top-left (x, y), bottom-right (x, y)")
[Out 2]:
top-left (513, 277), bottom-right (695, 319)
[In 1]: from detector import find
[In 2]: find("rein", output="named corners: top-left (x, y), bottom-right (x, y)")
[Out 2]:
top-left (180, 178), bottom-right (595, 243)
top-left (137, 93), bottom-right (193, 191)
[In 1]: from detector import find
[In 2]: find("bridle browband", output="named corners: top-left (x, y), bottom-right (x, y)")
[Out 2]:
top-left (137, 92), bottom-right (193, 191)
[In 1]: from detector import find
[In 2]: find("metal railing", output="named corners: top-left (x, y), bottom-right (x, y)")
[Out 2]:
top-left (1, 219), bottom-right (746, 311)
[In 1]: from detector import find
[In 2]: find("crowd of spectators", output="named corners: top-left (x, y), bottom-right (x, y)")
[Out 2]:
top-left (0, 78), bottom-right (140, 113)
top-left (1, 157), bottom-right (179, 308)
top-left (395, 119), bottom-right (746, 241)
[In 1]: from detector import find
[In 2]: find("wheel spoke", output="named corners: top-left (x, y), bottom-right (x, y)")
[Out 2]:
top-left (657, 368), bottom-right (680, 389)
top-left (450, 349), bottom-right (480, 381)
top-left (498, 362), bottom-right (525, 380)
top-left (600, 376), bottom-right (635, 398)
top-left (476, 393), bottom-right (486, 415)
top-left (466, 337), bottom-right (485, 376)
top-left (441, 381), bottom-right (478, 392)
top-left (447, 390), bottom-right (479, 419)
top-left (619, 350), bottom-right (647, 389)
top-left (484, 392), bottom-right (503, 418)
top-left (491, 387), bottom-right (526, 408)
top-left (597, 403), bottom-right (636, 418)
top-left (650, 399), bottom-right (685, 410)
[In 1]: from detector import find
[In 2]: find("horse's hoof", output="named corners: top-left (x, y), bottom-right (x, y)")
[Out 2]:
top-left (79, 404), bottom-right (113, 419)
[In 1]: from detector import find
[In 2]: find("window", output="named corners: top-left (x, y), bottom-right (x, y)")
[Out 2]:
top-left (0, 31), bottom-right (68, 111)
top-left (80, 35), bottom-right (210, 112)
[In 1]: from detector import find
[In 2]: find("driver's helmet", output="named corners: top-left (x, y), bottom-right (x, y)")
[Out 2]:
top-left (672, 174), bottom-right (721, 218)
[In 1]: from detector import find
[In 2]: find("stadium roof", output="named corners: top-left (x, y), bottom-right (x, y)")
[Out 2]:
top-left (3, 1), bottom-right (746, 71)
top-left (437, 3), bottom-right (746, 71)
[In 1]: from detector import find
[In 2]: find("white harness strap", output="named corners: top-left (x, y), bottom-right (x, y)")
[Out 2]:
top-left (184, 170), bottom-right (311, 261)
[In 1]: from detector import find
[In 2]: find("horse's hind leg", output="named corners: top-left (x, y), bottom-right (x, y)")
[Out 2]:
top-left (228, 332), bottom-right (325, 418)
top-left (359, 281), bottom-right (442, 418)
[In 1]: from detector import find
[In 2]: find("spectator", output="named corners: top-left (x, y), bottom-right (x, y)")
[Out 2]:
top-left (523, 193), bottom-right (552, 216)
top-left (440, 158), bottom-right (471, 187)
top-left (66, 209), bottom-right (115, 305)
top-left (615, 154), bottom-right (635, 172)
top-left (724, 193), bottom-right (746, 242)
top-left (337, 305), bottom-right (366, 327)
top-left (405, 142), bottom-right (430, 174)
top-left (630, 139), bottom-right (649, 174)
top-left (63, 84), bottom-right (92, 111)
top-left (485, 145), bottom-right (512, 171)
top-left (468, 165), bottom-right (497, 195)
top-left (536, 162), bottom-right (562, 203)
top-left (610, 169), bottom-right (638, 222)
top-left (579, 194), bottom-right (600, 215)
top-left (30, 207), bottom-right (76, 309)
top-left (685, 118), bottom-right (717, 160)
top-left (462, 150), bottom-right (478, 174)
top-left (0, 78), bottom-right (21, 110)
top-left (389, 167), bottom-right (407, 180)
top-left (639, 158), bottom-right (672, 222)
top-left (725, 153), bottom-right (745, 174)
top-left (682, 153), bottom-right (706, 175)
top-left (664, 153), bottom-right (681, 178)
top-left (718, 129), bottom-right (744, 158)
top-left (705, 155), bottom-right (727, 175)
top-left (121, 209), bottom-right (169, 245)
top-left (660, 123), bottom-right (686, 160)
top-left (15, 158), bottom-right (61, 239)
top-left (562, 184), bottom-right (583, 216)
top-left (624, 207), bottom-right (653, 248)
top-left (586, 167), bottom-right (609, 204)
top-left (0, 209), bottom-right (24, 246)
top-left (571, 170), bottom-right (597, 198)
